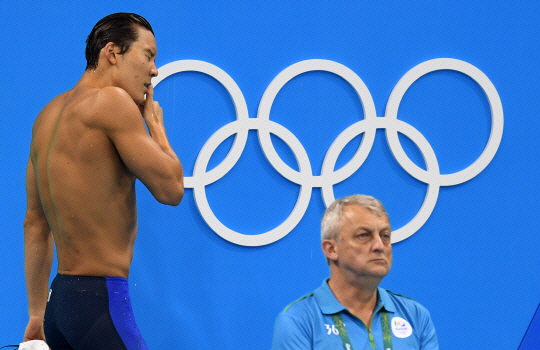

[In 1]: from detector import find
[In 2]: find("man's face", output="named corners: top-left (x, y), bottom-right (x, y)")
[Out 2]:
top-left (114, 26), bottom-right (158, 105)
top-left (333, 205), bottom-right (392, 279)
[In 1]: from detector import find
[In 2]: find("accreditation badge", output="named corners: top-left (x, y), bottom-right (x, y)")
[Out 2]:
top-left (391, 317), bottom-right (413, 338)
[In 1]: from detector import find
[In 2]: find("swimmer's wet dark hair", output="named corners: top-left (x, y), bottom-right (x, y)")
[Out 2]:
top-left (85, 13), bottom-right (154, 71)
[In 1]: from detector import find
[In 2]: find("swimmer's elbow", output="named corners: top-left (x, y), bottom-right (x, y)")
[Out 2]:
top-left (148, 167), bottom-right (184, 205)
top-left (23, 214), bottom-right (50, 239)
top-left (169, 186), bottom-right (184, 206)
top-left (156, 182), bottom-right (184, 206)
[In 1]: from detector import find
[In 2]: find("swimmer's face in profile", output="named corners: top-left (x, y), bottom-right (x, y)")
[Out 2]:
top-left (112, 26), bottom-right (158, 105)
top-left (85, 13), bottom-right (157, 106)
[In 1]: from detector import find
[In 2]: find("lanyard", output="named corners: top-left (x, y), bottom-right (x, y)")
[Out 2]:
top-left (331, 311), bottom-right (393, 350)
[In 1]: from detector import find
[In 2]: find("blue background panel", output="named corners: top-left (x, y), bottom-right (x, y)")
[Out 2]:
top-left (1, 1), bottom-right (539, 349)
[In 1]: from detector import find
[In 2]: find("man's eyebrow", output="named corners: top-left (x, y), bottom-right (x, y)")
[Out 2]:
top-left (354, 225), bottom-right (374, 232)
top-left (354, 224), bottom-right (391, 232)
top-left (145, 49), bottom-right (156, 57)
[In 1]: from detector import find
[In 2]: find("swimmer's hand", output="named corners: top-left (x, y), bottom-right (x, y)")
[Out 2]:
top-left (139, 85), bottom-right (173, 153)
top-left (140, 85), bottom-right (164, 131)
top-left (23, 316), bottom-right (47, 344)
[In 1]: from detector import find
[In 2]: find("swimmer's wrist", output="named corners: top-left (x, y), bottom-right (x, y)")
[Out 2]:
top-left (28, 314), bottom-right (44, 321)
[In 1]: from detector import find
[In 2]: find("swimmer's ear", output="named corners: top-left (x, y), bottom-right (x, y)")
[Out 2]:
top-left (103, 42), bottom-right (121, 65)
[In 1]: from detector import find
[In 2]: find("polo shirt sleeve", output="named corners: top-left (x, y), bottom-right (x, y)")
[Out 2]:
top-left (419, 308), bottom-right (439, 350)
top-left (271, 311), bottom-right (312, 350)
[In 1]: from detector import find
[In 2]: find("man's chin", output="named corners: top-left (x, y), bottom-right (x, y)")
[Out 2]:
top-left (134, 99), bottom-right (146, 109)
top-left (128, 92), bottom-right (145, 106)
top-left (135, 96), bottom-right (144, 105)
top-left (369, 266), bottom-right (391, 278)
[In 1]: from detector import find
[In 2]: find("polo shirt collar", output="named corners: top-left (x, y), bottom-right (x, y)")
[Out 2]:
top-left (314, 279), bottom-right (396, 315)
top-left (377, 286), bottom-right (396, 313)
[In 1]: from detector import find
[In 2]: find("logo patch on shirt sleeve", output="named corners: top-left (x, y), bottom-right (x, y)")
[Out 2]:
top-left (391, 317), bottom-right (413, 338)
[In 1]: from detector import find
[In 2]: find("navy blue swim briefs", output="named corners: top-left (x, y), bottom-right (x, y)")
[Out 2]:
top-left (44, 274), bottom-right (148, 350)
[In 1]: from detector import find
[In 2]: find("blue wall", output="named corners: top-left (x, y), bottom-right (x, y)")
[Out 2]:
top-left (1, 1), bottom-right (539, 349)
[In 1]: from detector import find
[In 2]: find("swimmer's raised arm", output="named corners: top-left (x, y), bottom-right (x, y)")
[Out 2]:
top-left (94, 86), bottom-right (184, 206)
top-left (23, 158), bottom-right (53, 342)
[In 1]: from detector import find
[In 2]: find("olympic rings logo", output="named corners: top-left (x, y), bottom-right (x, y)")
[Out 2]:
top-left (152, 58), bottom-right (503, 247)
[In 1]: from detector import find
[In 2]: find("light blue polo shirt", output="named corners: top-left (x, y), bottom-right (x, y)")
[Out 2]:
top-left (271, 279), bottom-right (438, 350)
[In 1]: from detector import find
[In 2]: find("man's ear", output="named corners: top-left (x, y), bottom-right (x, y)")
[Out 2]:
top-left (322, 239), bottom-right (339, 263)
top-left (103, 42), bottom-right (121, 65)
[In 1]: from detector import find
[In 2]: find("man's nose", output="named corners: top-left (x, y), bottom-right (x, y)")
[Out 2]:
top-left (372, 233), bottom-right (385, 251)
top-left (150, 64), bottom-right (158, 77)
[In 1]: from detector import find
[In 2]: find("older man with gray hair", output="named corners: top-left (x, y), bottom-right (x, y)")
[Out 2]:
top-left (271, 194), bottom-right (439, 350)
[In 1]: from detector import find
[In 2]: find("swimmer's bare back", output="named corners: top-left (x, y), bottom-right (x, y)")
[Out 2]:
top-left (27, 83), bottom-right (184, 279)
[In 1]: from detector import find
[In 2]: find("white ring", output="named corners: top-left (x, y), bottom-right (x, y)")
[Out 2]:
top-left (153, 60), bottom-right (250, 189)
top-left (385, 58), bottom-right (504, 186)
top-left (257, 59), bottom-right (377, 185)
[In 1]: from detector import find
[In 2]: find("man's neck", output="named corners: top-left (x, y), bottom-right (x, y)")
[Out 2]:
top-left (328, 272), bottom-right (382, 327)
top-left (77, 67), bottom-right (114, 89)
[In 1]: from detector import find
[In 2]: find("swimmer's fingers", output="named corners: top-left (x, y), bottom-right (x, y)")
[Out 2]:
top-left (139, 85), bottom-right (154, 116)
top-left (142, 85), bottom-right (164, 126)
top-left (139, 85), bottom-right (150, 115)
top-left (146, 84), bottom-right (154, 103)
top-left (23, 316), bottom-right (46, 343)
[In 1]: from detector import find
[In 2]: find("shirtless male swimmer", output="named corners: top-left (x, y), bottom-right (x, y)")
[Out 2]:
top-left (23, 13), bottom-right (183, 349)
